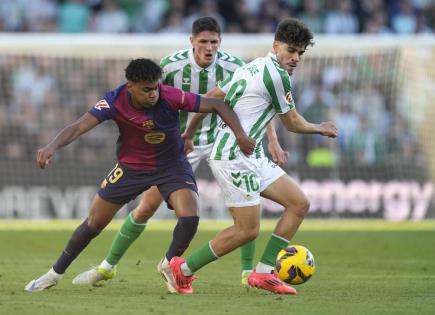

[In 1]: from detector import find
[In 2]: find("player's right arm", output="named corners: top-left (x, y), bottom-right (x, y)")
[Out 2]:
top-left (36, 113), bottom-right (99, 169)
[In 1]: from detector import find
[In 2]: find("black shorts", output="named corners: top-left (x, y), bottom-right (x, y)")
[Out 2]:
top-left (97, 161), bottom-right (198, 205)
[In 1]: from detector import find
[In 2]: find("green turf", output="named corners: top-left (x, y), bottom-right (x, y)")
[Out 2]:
top-left (0, 220), bottom-right (434, 315)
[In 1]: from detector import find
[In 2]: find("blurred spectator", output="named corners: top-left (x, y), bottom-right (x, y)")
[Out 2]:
top-left (324, 0), bottom-right (359, 34)
top-left (391, 0), bottom-right (417, 33)
top-left (347, 116), bottom-right (385, 165)
top-left (298, 0), bottom-right (324, 34)
top-left (58, 0), bottom-right (91, 33)
top-left (93, 0), bottom-right (130, 33)
top-left (24, 0), bottom-right (58, 32)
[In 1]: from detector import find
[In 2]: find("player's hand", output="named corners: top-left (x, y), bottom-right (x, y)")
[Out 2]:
top-left (319, 122), bottom-right (338, 138)
top-left (237, 135), bottom-right (256, 156)
top-left (181, 134), bottom-right (194, 155)
top-left (267, 141), bottom-right (289, 166)
top-left (36, 145), bottom-right (55, 169)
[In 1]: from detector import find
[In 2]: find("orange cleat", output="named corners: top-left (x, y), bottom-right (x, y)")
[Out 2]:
top-left (169, 257), bottom-right (196, 294)
top-left (248, 270), bottom-right (297, 295)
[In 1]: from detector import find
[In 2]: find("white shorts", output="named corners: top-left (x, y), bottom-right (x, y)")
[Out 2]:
top-left (187, 144), bottom-right (213, 172)
top-left (209, 155), bottom-right (286, 207)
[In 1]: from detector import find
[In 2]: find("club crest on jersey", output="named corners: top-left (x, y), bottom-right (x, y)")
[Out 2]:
top-left (144, 132), bottom-right (166, 144)
top-left (285, 91), bottom-right (293, 104)
top-left (142, 120), bottom-right (154, 129)
top-left (94, 99), bottom-right (110, 110)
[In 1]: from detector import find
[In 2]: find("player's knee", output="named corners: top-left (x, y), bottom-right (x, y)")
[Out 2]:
top-left (293, 195), bottom-right (310, 218)
top-left (132, 205), bottom-right (157, 223)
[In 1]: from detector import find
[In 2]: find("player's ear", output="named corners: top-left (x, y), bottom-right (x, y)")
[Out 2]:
top-left (189, 35), bottom-right (194, 46)
top-left (126, 80), bottom-right (133, 91)
top-left (272, 41), bottom-right (280, 53)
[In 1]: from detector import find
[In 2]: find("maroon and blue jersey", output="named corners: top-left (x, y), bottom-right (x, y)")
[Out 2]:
top-left (89, 84), bottom-right (200, 171)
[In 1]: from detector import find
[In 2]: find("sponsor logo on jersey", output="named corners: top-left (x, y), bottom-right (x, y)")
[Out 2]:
top-left (94, 99), bottom-right (110, 110)
top-left (285, 91), bottom-right (293, 104)
top-left (142, 120), bottom-right (154, 129)
top-left (144, 132), bottom-right (166, 144)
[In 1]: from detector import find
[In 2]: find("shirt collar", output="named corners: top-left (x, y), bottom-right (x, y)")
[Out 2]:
top-left (188, 48), bottom-right (216, 72)
top-left (267, 52), bottom-right (277, 60)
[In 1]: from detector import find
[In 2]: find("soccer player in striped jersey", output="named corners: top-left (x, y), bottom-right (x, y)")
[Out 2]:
top-left (169, 18), bottom-right (338, 295)
top-left (24, 58), bottom-right (255, 292)
top-left (72, 17), bottom-right (288, 291)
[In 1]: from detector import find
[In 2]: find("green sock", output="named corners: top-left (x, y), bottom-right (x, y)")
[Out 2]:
top-left (240, 239), bottom-right (255, 271)
top-left (186, 241), bottom-right (218, 273)
top-left (259, 234), bottom-right (289, 266)
top-left (105, 212), bottom-right (146, 265)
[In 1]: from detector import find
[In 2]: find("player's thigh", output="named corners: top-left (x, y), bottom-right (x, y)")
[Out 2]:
top-left (136, 186), bottom-right (164, 215)
top-left (168, 188), bottom-right (200, 217)
top-left (260, 174), bottom-right (309, 209)
top-left (229, 204), bottom-right (261, 233)
top-left (88, 194), bottom-right (123, 230)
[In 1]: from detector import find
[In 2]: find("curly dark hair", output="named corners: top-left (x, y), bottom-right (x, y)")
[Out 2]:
top-left (192, 16), bottom-right (221, 36)
top-left (275, 18), bottom-right (314, 48)
top-left (125, 58), bottom-right (163, 82)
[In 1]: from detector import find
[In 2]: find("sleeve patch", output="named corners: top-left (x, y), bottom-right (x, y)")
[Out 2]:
top-left (94, 99), bottom-right (110, 110)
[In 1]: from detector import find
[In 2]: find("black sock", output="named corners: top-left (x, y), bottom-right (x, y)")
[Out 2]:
top-left (52, 218), bottom-right (101, 274)
top-left (165, 216), bottom-right (199, 261)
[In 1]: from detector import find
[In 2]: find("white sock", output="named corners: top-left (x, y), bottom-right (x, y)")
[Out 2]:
top-left (255, 262), bottom-right (274, 274)
top-left (241, 269), bottom-right (252, 276)
top-left (161, 257), bottom-right (169, 268)
top-left (48, 267), bottom-right (63, 279)
top-left (100, 260), bottom-right (115, 272)
top-left (180, 262), bottom-right (193, 276)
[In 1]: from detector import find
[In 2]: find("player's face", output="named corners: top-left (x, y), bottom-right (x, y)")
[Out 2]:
top-left (127, 80), bottom-right (159, 109)
top-left (190, 31), bottom-right (221, 68)
top-left (273, 41), bottom-right (306, 75)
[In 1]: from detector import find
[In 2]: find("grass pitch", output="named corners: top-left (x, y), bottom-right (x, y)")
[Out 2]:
top-left (0, 219), bottom-right (434, 315)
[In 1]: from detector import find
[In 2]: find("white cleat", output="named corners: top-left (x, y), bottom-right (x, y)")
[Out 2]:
top-left (157, 258), bottom-right (177, 293)
top-left (72, 266), bottom-right (116, 286)
top-left (25, 268), bottom-right (61, 292)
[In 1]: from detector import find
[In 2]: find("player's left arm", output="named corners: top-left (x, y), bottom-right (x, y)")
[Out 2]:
top-left (266, 119), bottom-right (289, 166)
top-left (279, 108), bottom-right (337, 137)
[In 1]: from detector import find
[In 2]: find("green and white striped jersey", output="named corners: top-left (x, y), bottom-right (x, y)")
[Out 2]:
top-left (159, 48), bottom-right (244, 146)
top-left (210, 52), bottom-right (295, 161)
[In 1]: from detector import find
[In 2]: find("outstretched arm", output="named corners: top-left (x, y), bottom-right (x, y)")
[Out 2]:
top-left (266, 119), bottom-right (289, 166)
top-left (36, 113), bottom-right (99, 169)
top-left (279, 109), bottom-right (337, 138)
top-left (193, 91), bottom-right (255, 156)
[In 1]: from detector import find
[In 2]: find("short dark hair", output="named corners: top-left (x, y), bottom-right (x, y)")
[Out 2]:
top-left (275, 18), bottom-right (314, 48)
top-left (125, 58), bottom-right (162, 82)
top-left (192, 16), bottom-right (221, 36)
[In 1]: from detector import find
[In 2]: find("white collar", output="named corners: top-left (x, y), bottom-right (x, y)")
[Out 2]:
top-left (267, 52), bottom-right (277, 60)
top-left (188, 48), bottom-right (217, 72)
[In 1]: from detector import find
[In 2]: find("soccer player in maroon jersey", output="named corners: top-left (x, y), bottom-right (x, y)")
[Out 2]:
top-left (24, 58), bottom-right (255, 292)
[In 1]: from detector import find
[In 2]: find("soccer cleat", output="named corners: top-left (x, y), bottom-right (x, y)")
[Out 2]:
top-left (241, 270), bottom-right (252, 286)
top-left (157, 258), bottom-right (177, 293)
top-left (24, 268), bottom-right (61, 292)
top-left (72, 266), bottom-right (116, 286)
top-left (247, 270), bottom-right (297, 295)
top-left (169, 257), bottom-right (196, 294)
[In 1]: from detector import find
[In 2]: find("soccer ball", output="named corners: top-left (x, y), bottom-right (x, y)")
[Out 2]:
top-left (275, 245), bottom-right (316, 285)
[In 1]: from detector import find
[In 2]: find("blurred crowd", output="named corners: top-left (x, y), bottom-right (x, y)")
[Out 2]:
top-left (0, 0), bottom-right (433, 34)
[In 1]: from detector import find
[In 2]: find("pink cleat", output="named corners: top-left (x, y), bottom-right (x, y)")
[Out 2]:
top-left (169, 257), bottom-right (196, 294)
top-left (248, 270), bottom-right (297, 295)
